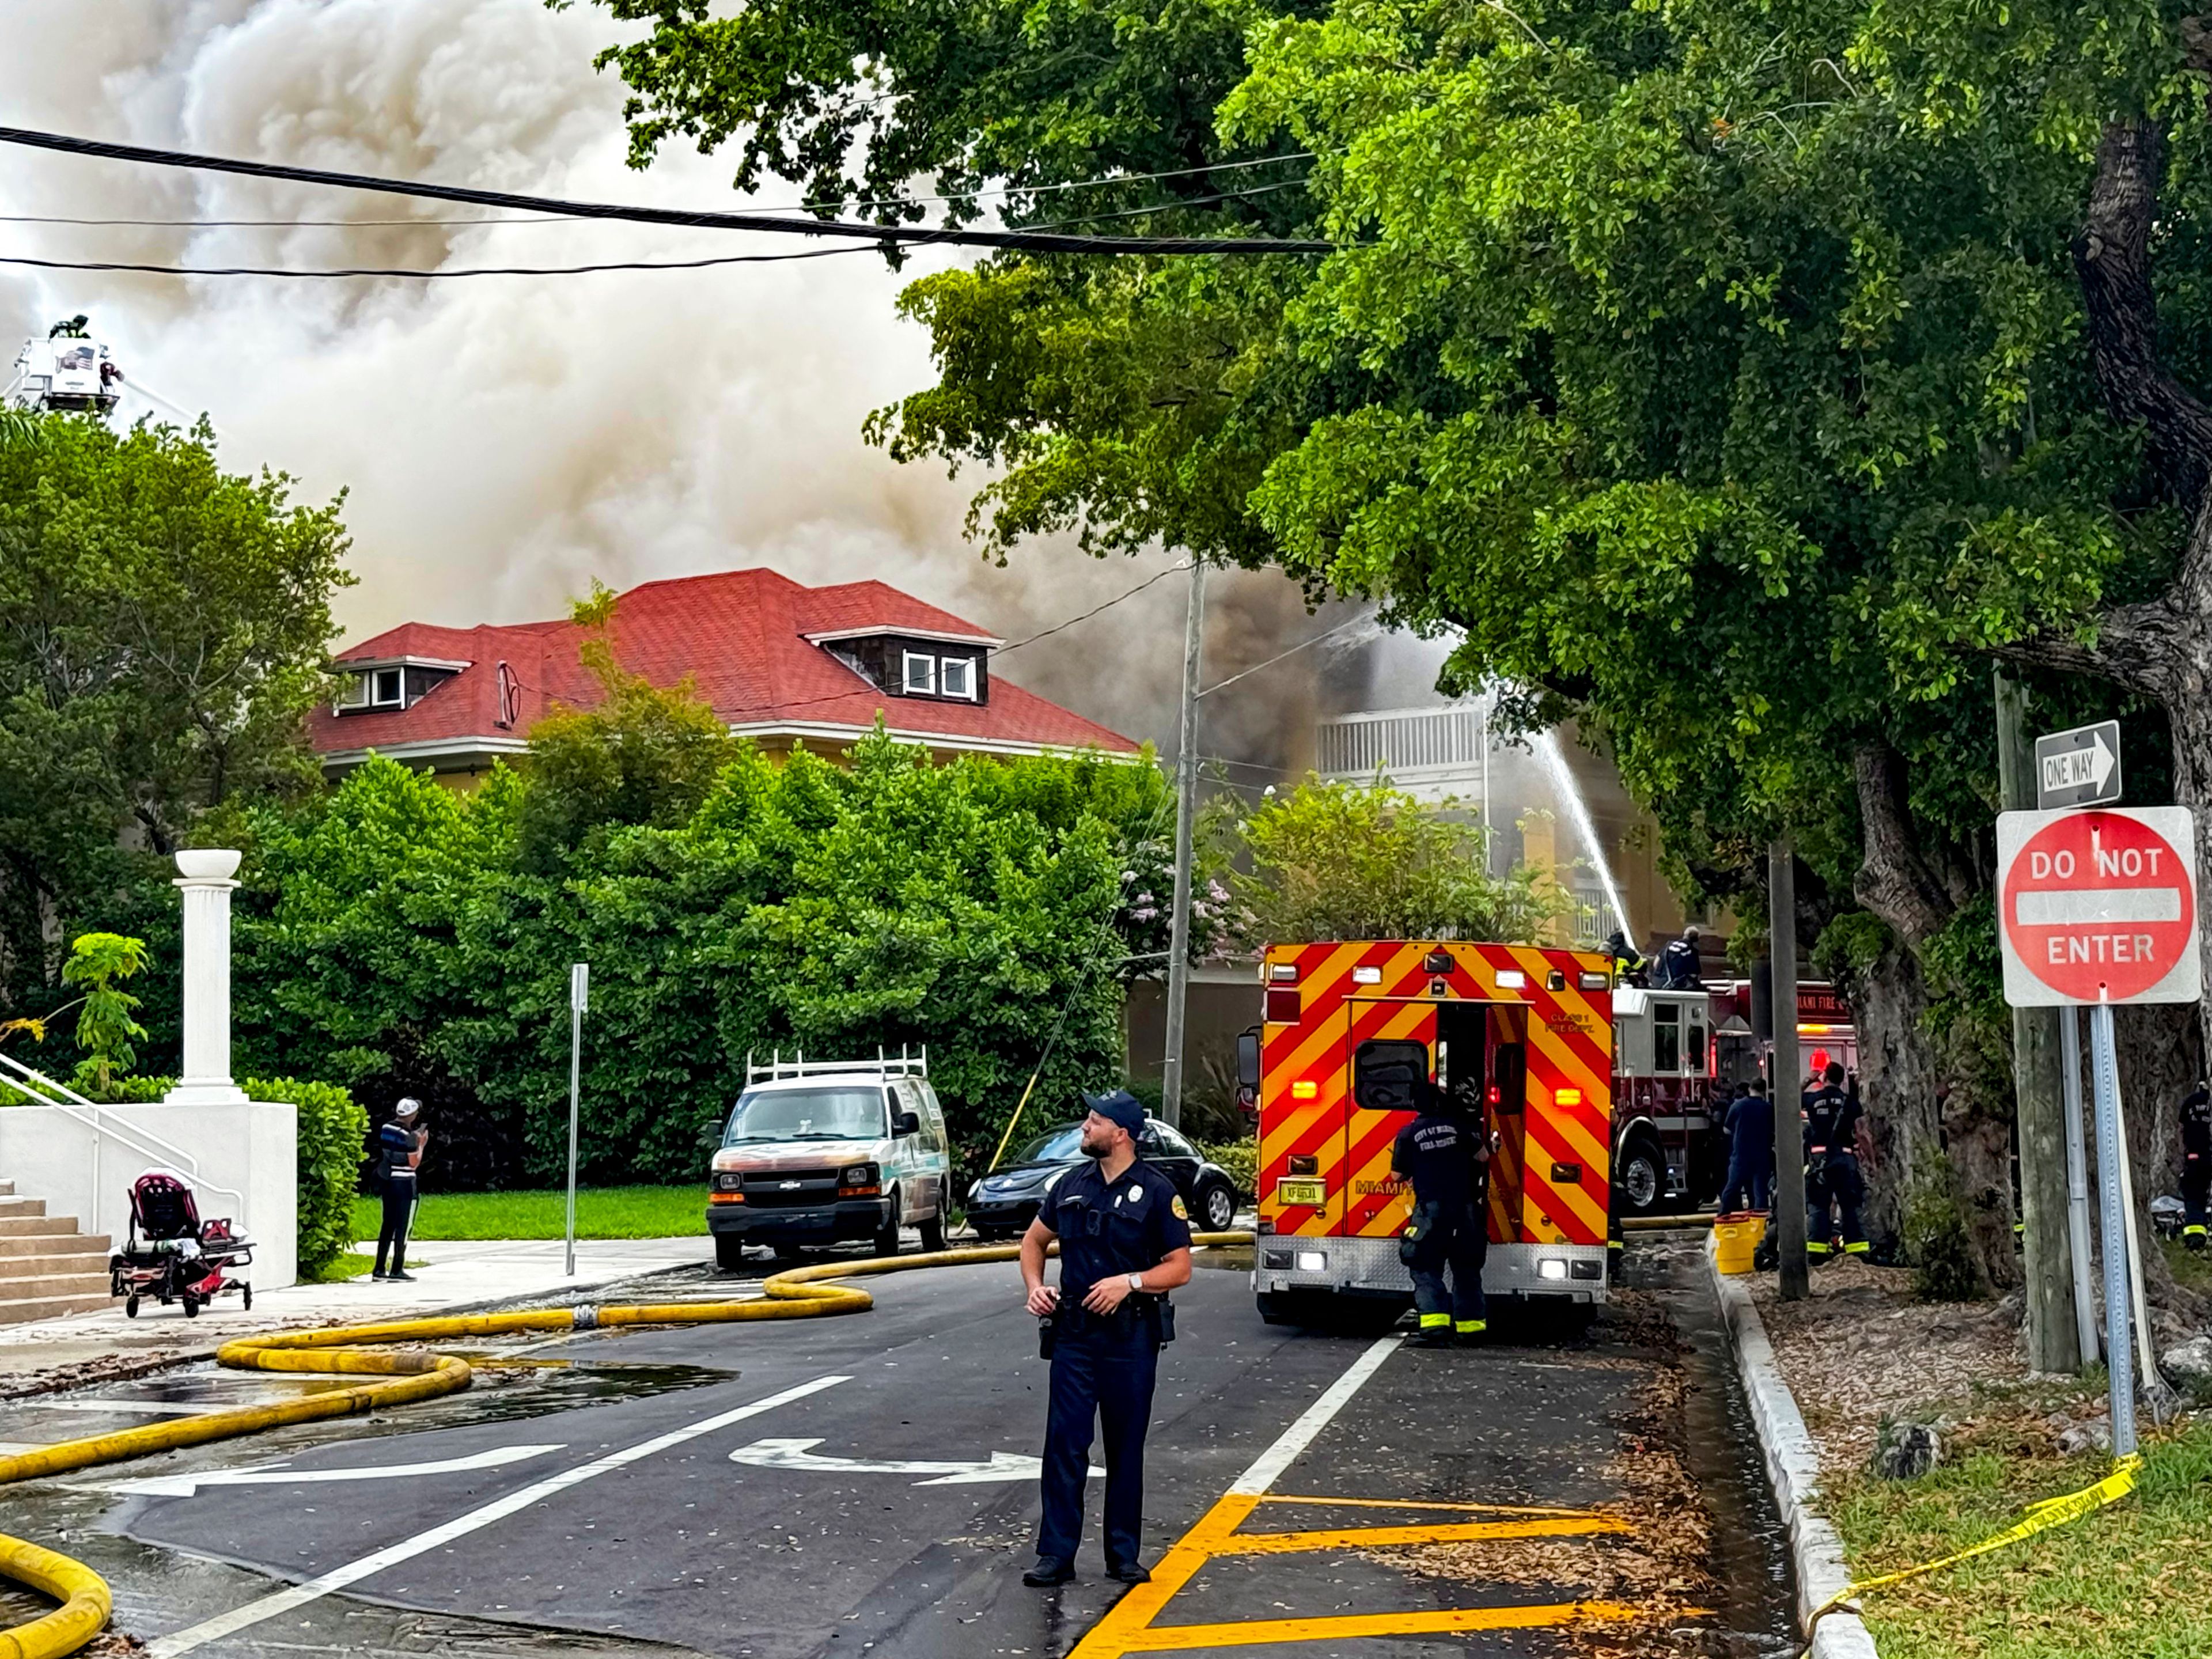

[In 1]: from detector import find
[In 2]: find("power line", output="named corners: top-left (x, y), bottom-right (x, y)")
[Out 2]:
top-left (0, 181), bottom-right (1312, 281)
top-left (0, 150), bottom-right (1319, 229)
top-left (1197, 612), bottom-right (1376, 698)
top-left (995, 563), bottom-right (1194, 656)
top-left (0, 127), bottom-right (1334, 257)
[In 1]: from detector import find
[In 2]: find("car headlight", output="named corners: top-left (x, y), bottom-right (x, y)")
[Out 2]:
top-left (842, 1164), bottom-right (877, 1186)
top-left (714, 1172), bottom-right (743, 1192)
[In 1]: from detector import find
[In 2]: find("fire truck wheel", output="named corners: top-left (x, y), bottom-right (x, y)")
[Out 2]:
top-left (1255, 1291), bottom-right (1300, 1326)
top-left (1615, 1135), bottom-right (1665, 1217)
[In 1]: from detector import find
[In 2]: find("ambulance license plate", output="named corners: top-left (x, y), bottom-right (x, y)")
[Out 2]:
top-left (1275, 1177), bottom-right (1325, 1208)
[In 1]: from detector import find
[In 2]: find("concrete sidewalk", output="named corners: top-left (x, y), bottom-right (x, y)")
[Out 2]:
top-left (0, 1235), bottom-right (709, 1383)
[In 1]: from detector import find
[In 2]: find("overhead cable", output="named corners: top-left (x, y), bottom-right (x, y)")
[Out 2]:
top-left (0, 127), bottom-right (1335, 257)
top-left (0, 149), bottom-right (1318, 229)
top-left (995, 563), bottom-right (1194, 656)
top-left (1198, 612), bottom-right (1377, 698)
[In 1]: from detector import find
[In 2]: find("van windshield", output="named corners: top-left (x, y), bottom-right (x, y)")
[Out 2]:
top-left (724, 1086), bottom-right (887, 1145)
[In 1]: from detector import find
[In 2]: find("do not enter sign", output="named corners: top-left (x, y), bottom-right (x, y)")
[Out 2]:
top-left (1997, 806), bottom-right (2200, 1006)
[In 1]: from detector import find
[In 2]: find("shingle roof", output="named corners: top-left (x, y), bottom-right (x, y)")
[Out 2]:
top-left (308, 567), bottom-right (1138, 760)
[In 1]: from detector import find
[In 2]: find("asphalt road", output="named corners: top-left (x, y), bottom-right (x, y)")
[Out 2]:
top-left (0, 1243), bottom-right (1795, 1659)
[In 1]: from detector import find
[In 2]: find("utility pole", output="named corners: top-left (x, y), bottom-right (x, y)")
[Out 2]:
top-left (1994, 669), bottom-right (2079, 1371)
top-left (1770, 842), bottom-right (1808, 1301)
top-left (1161, 559), bottom-right (1206, 1129)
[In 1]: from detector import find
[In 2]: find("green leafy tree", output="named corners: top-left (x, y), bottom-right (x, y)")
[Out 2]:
top-left (517, 580), bottom-right (740, 869)
top-left (1226, 776), bottom-right (1570, 946)
top-left (60, 931), bottom-right (148, 1091)
top-left (0, 414), bottom-right (349, 1028)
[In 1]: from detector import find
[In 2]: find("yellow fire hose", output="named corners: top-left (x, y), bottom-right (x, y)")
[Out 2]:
top-left (0, 1233), bottom-right (1251, 1658)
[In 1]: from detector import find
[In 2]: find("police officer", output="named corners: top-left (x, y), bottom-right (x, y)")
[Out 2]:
top-left (1020, 1090), bottom-right (1193, 1588)
top-left (1802, 1063), bottom-right (1865, 1260)
top-left (2180, 1081), bottom-right (2211, 1251)
top-left (372, 1099), bottom-right (425, 1282)
top-left (1391, 1078), bottom-right (1491, 1347)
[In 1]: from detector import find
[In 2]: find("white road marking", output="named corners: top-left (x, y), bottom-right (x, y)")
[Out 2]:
top-left (145, 1372), bottom-right (851, 1659)
top-left (730, 1437), bottom-right (1101, 1486)
top-left (99, 1443), bottom-right (566, 1498)
top-left (1228, 1332), bottom-right (1402, 1497)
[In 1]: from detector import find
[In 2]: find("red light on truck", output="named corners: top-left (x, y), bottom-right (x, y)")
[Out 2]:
top-left (1486, 1085), bottom-right (1501, 1105)
top-left (1266, 988), bottom-right (1301, 1022)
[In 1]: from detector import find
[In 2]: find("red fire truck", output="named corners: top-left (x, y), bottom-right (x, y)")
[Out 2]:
top-left (1244, 939), bottom-right (1616, 1322)
top-left (1608, 978), bottom-right (1858, 1217)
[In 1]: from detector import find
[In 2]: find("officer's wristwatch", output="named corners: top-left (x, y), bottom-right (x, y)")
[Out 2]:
top-left (1126, 1273), bottom-right (1144, 1294)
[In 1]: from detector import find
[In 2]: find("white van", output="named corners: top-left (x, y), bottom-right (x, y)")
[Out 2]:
top-left (705, 1049), bottom-right (953, 1270)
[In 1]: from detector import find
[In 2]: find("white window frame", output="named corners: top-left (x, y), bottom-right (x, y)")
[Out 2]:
top-left (901, 650), bottom-right (937, 695)
top-left (939, 655), bottom-right (976, 700)
top-left (334, 671), bottom-right (373, 712)
top-left (370, 666), bottom-right (406, 709)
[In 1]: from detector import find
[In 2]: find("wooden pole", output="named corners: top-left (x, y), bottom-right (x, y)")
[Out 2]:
top-left (1771, 842), bottom-right (1808, 1301)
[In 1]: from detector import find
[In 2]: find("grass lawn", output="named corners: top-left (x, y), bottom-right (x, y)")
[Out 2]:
top-left (350, 1184), bottom-right (708, 1242)
top-left (1828, 1405), bottom-right (2212, 1658)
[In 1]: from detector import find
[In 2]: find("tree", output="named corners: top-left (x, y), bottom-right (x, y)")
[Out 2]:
top-left (1225, 777), bottom-right (1569, 946)
top-left (0, 414), bottom-right (350, 1021)
top-left (575, 0), bottom-right (2212, 1294)
top-left (517, 581), bottom-right (740, 869)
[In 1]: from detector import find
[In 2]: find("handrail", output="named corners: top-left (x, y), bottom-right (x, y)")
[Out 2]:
top-left (0, 1055), bottom-right (248, 1217)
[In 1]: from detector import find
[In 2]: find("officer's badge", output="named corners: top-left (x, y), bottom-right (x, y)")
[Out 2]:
top-left (1171, 1195), bottom-right (1188, 1221)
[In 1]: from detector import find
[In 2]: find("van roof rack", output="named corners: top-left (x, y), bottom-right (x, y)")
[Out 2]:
top-left (744, 1044), bottom-right (929, 1085)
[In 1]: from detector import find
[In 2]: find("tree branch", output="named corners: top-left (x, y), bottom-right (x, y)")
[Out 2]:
top-left (1990, 597), bottom-right (2179, 701)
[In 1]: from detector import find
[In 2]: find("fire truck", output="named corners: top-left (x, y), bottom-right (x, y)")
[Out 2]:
top-left (1608, 978), bottom-right (1858, 1217)
top-left (1243, 939), bottom-right (1616, 1322)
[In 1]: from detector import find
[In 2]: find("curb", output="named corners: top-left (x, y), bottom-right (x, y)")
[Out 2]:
top-left (1705, 1234), bottom-right (1881, 1659)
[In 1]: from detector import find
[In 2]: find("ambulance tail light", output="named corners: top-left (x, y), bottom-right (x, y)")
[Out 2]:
top-left (1556, 1088), bottom-right (1582, 1105)
top-left (1495, 969), bottom-right (1527, 989)
top-left (1269, 963), bottom-right (1300, 983)
top-left (1579, 971), bottom-right (1611, 990)
top-left (1537, 1258), bottom-right (1570, 1281)
top-left (1291, 1080), bottom-right (1319, 1100)
top-left (1266, 989), bottom-right (1301, 1022)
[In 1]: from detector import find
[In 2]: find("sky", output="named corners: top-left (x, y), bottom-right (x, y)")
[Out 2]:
top-left (0, 0), bottom-right (1445, 770)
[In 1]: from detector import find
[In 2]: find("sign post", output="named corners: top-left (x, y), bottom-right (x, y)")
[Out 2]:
top-left (566, 963), bottom-right (588, 1278)
top-left (2058, 1009), bottom-right (2099, 1369)
top-left (1997, 803), bottom-right (2199, 1459)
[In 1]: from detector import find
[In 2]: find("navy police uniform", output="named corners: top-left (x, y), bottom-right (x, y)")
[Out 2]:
top-left (1802, 1080), bottom-right (1865, 1257)
top-left (2181, 1085), bottom-right (2211, 1249)
top-left (1391, 1088), bottom-right (1490, 1343)
top-left (1035, 1154), bottom-right (1192, 1572)
top-left (372, 1112), bottom-right (421, 1279)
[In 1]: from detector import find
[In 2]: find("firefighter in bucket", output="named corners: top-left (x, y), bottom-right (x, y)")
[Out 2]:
top-left (1391, 1077), bottom-right (1493, 1346)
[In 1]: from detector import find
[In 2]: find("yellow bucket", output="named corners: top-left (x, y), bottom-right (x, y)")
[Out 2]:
top-left (1713, 1213), bottom-right (1766, 1275)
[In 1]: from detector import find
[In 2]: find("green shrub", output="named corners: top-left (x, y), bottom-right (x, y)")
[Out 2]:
top-left (74, 1073), bottom-right (365, 1278)
top-left (1903, 1144), bottom-right (1984, 1302)
top-left (1200, 1137), bottom-right (1259, 1199)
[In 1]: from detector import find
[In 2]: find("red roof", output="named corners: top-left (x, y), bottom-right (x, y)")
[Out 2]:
top-left (308, 568), bottom-right (1138, 762)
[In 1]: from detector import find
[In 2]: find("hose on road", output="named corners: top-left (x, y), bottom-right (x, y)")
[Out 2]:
top-left (0, 1232), bottom-right (1251, 1657)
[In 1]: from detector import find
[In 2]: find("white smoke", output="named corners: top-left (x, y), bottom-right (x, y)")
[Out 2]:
top-left (0, 0), bottom-right (1342, 756)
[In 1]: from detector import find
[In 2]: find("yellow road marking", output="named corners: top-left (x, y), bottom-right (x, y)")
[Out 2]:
top-left (1213, 1514), bottom-right (1631, 1553)
top-left (1257, 1493), bottom-right (1600, 1517)
top-left (1107, 1600), bottom-right (1657, 1652)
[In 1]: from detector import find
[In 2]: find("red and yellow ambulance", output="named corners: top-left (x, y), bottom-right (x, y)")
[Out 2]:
top-left (1247, 939), bottom-right (1616, 1321)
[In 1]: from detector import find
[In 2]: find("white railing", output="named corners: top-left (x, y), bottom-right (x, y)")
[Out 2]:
top-left (1316, 703), bottom-right (1490, 780)
top-left (0, 1053), bottom-right (248, 1218)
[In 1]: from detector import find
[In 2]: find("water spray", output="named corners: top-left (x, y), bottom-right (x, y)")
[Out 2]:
top-left (1535, 728), bottom-right (1631, 945)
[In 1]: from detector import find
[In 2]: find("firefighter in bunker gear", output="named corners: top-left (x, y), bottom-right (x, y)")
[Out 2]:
top-left (1391, 1078), bottom-right (1491, 1346)
top-left (2181, 1082), bottom-right (2211, 1251)
top-left (1802, 1062), bottom-right (1866, 1259)
top-left (1019, 1090), bottom-right (1193, 1588)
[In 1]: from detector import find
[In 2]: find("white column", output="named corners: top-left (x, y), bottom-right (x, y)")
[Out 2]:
top-left (165, 849), bottom-right (248, 1107)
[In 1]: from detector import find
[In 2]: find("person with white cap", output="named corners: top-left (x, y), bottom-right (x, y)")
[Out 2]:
top-left (373, 1098), bottom-right (426, 1281)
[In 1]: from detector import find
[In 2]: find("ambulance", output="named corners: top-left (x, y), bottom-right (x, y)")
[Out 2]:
top-left (1241, 939), bottom-right (1615, 1323)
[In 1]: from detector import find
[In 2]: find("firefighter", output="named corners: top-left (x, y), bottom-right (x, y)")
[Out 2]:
top-left (1019, 1090), bottom-right (1193, 1588)
top-left (2181, 1081), bottom-right (2211, 1251)
top-left (1651, 925), bottom-right (1704, 990)
top-left (1802, 1062), bottom-right (1866, 1260)
top-left (1603, 929), bottom-right (1645, 983)
top-left (1391, 1077), bottom-right (1491, 1347)
top-left (1719, 1078), bottom-right (1773, 1213)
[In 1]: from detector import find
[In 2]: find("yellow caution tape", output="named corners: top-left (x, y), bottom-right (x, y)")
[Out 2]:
top-left (0, 1232), bottom-right (1249, 1658)
top-left (1803, 1452), bottom-right (2142, 1651)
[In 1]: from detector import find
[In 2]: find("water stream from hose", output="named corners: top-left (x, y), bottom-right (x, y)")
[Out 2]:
top-left (1535, 727), bottom-right (1631, 945)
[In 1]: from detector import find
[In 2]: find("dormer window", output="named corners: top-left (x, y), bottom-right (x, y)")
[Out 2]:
top-left (902, 651), bottom-right (937, 695)
top-left (332, 657), bottom-right (464, 715)
top-left (940, 656), bottom-right (975, 700)
top-left (805, 628), bottom-right (995, 705)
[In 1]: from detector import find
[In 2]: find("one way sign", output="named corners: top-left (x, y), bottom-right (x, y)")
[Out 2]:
top-left (2035, 720), bottom-right (2122, 811)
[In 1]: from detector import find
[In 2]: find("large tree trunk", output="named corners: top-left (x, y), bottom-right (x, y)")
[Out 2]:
top-left (2113, 1000), bottom-right (2205, 1320)
top-left (1848, 934), bottom-right (1940, 1252)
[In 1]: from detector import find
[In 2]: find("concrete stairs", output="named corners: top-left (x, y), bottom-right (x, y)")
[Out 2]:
top-left (0, 1184), bottom-right (111, 1324)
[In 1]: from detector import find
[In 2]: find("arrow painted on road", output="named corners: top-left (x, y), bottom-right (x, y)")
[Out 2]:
top-left (729, 1437), bottom-right (1100, 1486)
top-left (100, 1443), bottom-right (565, 1499)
